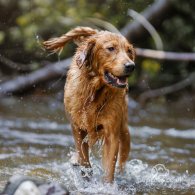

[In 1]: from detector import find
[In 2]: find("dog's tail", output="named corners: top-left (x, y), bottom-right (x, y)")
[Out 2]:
top-left (43, 27), bottom-right (98, 53)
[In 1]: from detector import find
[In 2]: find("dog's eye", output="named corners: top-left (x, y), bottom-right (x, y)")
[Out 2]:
top-left (107, 47), bottom-right (115, 52)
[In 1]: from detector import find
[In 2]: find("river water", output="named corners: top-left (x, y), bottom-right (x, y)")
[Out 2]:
top-left (0, 95), bottom-right (195, 194)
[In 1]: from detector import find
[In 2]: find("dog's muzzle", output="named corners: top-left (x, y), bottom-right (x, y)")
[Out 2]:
top-left (104, 62), bottom-right (135, 89)
top-left (104, 72), bottom-right (128, 88)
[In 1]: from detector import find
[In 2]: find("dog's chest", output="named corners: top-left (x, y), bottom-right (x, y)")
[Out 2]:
top-left (77, 96), bottom-right (124, 131)
top-left (64, 74), bottom-right (127, 132)
top-left (77, 99), bottom-right (106, 129)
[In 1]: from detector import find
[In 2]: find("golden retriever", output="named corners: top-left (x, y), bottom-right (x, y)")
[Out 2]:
top-left (43, 27), bottom-right (135, 182)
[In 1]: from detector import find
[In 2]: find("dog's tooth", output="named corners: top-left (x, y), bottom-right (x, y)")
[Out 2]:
top-left (117, 78), bottom-right (120, 84)
top-left (110, 73), bottom-right (116, 79)
top-left (109, 72), bottom-right (113, 78)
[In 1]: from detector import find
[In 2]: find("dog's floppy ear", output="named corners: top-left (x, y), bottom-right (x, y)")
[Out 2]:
top-left (43, 27), bottom-right (98, 53)
top-left (76, 40), bottom-right (95, 69)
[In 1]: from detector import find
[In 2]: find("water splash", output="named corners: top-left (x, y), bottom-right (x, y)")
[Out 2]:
top-left (122, 159), bottom-right (195, 194)
top-left (1, 158), bottom-right (195, 195)
top-left (55, 158), bottom-right (195, 195)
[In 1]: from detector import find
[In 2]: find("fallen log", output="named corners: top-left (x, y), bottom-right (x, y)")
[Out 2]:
top-left (0, 58), bottom-right (71, 96)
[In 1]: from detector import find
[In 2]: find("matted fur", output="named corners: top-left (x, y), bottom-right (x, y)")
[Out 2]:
top-left (43, 27), bottom-right (135, 182)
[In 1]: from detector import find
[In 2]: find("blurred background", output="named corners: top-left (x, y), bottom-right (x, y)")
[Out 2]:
top-left (0, 0), bottom-right (195, 194)
top-left (0, 0), bottom-right (194, 129)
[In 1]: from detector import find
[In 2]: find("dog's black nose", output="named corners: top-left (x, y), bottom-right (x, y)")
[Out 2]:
top-left (124, 62), bottom-right (135, 73)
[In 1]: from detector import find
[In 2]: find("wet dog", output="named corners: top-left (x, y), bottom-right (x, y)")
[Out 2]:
top-left (43, 27), bottom-right (135, 182)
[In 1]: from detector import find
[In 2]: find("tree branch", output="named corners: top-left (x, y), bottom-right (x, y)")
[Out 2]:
top-left (121, 0), bottom-right (173, 42)
top-left (136, 48), bottom-right (195, 61)
top-left (0, 58), bottom-right (71, 96)
top-left (0, 54), bottom-right (36, 72)
top-left (139, 72), bottom-right (195, 105)
top-left (128, 9), bottom-right (163, 50)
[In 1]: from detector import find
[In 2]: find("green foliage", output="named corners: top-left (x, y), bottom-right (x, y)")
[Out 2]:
top-left (128, 71), bottom-right (137, 86)
top-left (142, 59), bottom-right (161, 78)
top-left (0, 31), bottom-right (5, 43)
top-left (0, 0), bottom-right (153, 62)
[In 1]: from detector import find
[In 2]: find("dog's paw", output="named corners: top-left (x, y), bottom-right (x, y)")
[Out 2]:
top-left (80, 167), bottom-right (93, 182)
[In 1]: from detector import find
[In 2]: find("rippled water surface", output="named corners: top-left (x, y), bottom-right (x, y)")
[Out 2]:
top-left (0, 96), bottom-right (195, 194)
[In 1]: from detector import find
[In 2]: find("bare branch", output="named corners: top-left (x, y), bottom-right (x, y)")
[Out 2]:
top-left (121, 0), bottom-right (173, 42)
top-left (86, 18), bottom-right (120, 34)
top-left (0, 54), bottom-right (35, 72)
top-left (136, 48), bottom-right (195, 61)
top-left (0, 58), bottom-right (71, 96)
top-left (128, 9), bottom-right (163, 50)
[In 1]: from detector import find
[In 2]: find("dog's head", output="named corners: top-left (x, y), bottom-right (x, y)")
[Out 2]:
top-left (43, 27), bottom-right (135, 89)
top-left (76, 31), bottom-right (135, 89)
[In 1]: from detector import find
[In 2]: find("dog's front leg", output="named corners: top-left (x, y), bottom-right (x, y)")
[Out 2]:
top-left (118, 126), bottom-right (130, 173)
top-left (102, 133), bottom-right (119, 183)
top-left (72, 126), bottom-right (91, 168)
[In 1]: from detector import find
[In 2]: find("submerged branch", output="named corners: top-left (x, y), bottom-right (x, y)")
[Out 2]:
top-left (139, 72), bottom-right (195, 105)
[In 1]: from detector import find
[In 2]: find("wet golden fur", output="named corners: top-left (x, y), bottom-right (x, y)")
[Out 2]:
top-left (43, 27), bottom-right (135, 182)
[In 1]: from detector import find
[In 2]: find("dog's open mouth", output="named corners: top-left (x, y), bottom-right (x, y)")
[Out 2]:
top-left (104, 71), bottom-right (128, 88)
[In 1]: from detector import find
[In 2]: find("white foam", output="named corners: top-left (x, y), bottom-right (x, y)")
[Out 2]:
top-left (2, 158), bottom-right (194, 195)
top-left (57, 158), bottom-right (195, 194)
